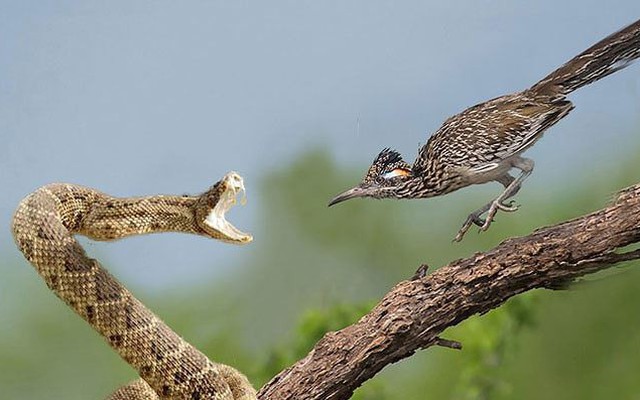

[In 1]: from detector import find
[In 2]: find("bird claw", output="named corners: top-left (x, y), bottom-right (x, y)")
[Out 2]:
top-left (479, 217), bottom-right (494, 232)
top-left (454, 212), bottom-right (485, 242)
top-left (453, 226), bottom-right (469, 243)
top-left (480, 203), bottom-right (501, 231)
top-left (496, 200), bottom-right (519, 212)
top-left (453, 199), bottom-right (520, 241)
top-left (453, 217), bottom-right (474, 242)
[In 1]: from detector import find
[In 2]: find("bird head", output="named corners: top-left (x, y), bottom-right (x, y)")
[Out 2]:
top-left (328, 148), bottom-right (413, 206)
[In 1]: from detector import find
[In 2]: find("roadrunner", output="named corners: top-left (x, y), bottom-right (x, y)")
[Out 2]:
top-left (329, 18), bottom-right (640, 241)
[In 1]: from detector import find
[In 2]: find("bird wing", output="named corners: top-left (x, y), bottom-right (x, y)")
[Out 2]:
top-left (413, 95), bottom-right (573, 173)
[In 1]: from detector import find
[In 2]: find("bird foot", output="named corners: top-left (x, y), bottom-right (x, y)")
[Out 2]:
top-left (479, 199), bottom-right (518, 231)
top-left (453, 200), bottom-right (519, 242)
top-left (454, 213), bottom-right (483, 242)
top-left (495, 199), bottom-right (518, 212)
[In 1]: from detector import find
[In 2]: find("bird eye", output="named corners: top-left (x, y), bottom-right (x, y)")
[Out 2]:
top-left (382, 168), bottom-right (409, 179)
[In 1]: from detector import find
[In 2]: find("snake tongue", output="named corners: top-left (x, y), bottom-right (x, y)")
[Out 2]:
top-left (204, 172), bottom-right (253, 244)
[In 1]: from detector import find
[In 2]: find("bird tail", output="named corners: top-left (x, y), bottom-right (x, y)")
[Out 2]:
top-left (531, 18), bottom-right (640, 96)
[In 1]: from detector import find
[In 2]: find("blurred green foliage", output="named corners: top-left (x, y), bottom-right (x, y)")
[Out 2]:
top-left (450, 294), bottom-right (538, 400)
top-left (2, 144), bottom-right (640, 399)
top-left (256, 302), bottom-right (374, 384)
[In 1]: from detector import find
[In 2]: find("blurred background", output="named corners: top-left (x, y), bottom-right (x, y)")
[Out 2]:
top-left (2, 1), bottom-right (640, 399)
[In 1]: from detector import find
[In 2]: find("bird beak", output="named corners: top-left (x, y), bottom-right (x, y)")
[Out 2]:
top-left (328, 186), bottom-right (368, 207)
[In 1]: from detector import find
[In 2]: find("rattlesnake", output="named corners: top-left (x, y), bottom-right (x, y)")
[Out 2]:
top-left (11, 172), bottom-right (257, 400)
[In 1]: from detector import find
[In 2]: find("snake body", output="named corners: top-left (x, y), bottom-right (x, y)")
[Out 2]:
top-left (11, 173), bottom-right (257, 400)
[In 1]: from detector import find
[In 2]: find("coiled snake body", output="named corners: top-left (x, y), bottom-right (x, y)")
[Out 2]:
top-left (11, 173), bottom-right (257, 400)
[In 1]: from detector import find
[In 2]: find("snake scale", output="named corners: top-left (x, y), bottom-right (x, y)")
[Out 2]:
top-left (11, 172), bottom-right (257, 400)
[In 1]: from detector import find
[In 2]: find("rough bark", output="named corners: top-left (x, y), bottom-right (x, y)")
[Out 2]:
top-left (258, 184), bottom-right (640, 400)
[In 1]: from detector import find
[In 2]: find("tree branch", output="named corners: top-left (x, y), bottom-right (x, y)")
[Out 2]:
top-left (257, 183), bottom-right (640, 400)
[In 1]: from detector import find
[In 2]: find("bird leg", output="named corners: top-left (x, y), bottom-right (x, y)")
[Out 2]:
top-left (478, 175), bottom-right (525, 230)
top-left (454, 157), bottom-right (534, 242)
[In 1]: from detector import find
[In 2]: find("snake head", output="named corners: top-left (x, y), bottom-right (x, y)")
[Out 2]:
top-left (196, 172), bottom-right (253, 244)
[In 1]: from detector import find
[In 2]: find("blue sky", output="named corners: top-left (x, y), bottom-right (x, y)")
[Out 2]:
top-left (2, 1), bottom-right (640, 289)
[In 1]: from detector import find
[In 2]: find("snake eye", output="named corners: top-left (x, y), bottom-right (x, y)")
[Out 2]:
top-left (382, 168), bottom-right (410, 180)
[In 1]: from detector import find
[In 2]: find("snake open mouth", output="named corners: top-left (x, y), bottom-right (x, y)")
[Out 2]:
top-left (204, 172), bottom-right (253, 244)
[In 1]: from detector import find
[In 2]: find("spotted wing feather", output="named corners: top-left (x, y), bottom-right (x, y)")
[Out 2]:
top-left (413, 93), bottom-right (574, 175)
